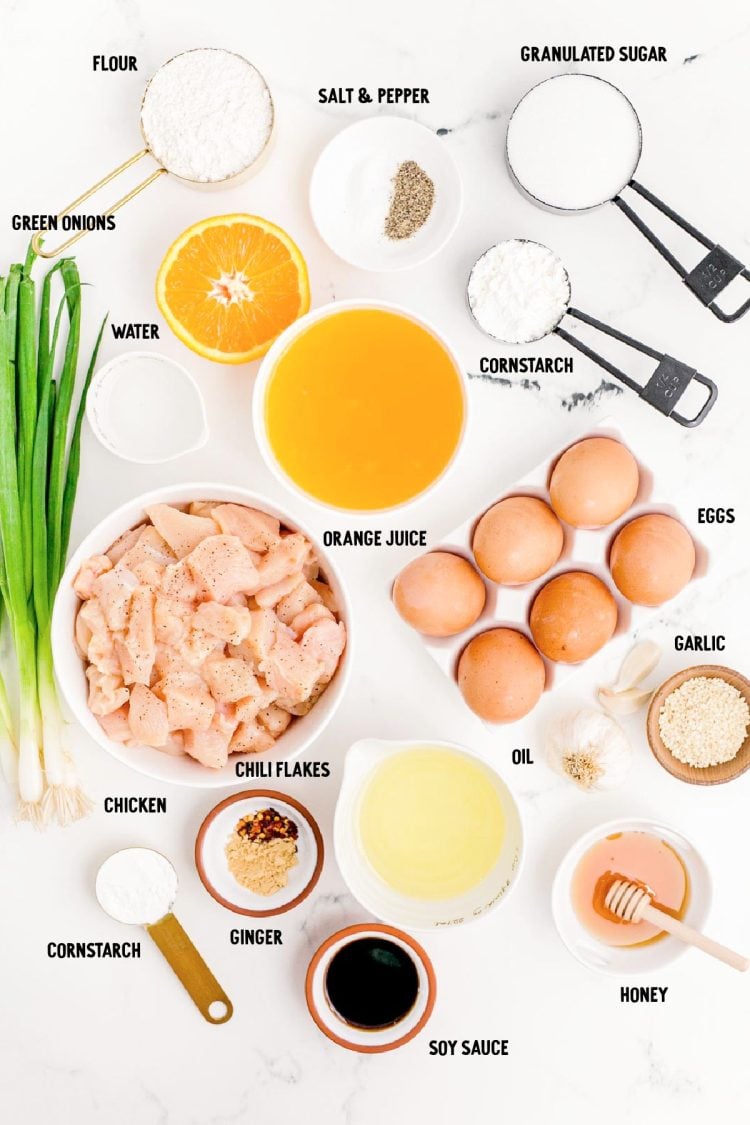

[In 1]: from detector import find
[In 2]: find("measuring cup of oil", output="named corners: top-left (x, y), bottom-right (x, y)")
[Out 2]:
top-left (33, 48), bottom-right (274, 259)
top-left (467, 239), bottom-right (718, 427)
top-left (506, 74), bottom-right (750, 322)
top-left (95, 847), bottom-right (233, 1023)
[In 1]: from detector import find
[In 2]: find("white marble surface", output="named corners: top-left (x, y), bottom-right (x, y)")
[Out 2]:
top-left (2, 0), bottom-right (750, 1121)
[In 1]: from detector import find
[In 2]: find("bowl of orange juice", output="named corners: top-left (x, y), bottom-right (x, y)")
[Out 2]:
top-left (253, 300), bottom-right (466, 514)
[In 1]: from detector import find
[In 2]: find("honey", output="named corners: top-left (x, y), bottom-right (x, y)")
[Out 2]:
top-left (263, 308), bottom-right (464, 511)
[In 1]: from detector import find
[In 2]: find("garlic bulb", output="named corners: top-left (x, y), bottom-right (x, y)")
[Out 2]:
top-left (546, 709), bottom-right (632, 792)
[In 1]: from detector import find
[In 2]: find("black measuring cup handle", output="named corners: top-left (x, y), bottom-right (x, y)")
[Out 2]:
top-left (613, 181), bottom-right (750, 322)
top-left (555, 308), bottom-right (717, 427)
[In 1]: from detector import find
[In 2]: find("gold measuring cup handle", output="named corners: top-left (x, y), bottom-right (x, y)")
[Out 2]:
top-left (146, 911), bottom-right (233, 1024)
top-left (31, 149), bottom-right (166, 259)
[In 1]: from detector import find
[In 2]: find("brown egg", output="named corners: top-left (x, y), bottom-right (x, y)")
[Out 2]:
top-left (472, 495), bottom-right (564, 584)
top-left (610, 513), bottom-right (695, 606)
top-left (393, 551), bottom-right (486, 637)
top-left (530, 571), bottom-right (617, 663)
top-left (457, 628), bottom-right (546, 723)
top-left (549, 437), bottom-right (639, 528)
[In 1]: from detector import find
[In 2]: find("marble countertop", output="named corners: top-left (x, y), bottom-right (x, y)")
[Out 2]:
top-left (2, 0), bottom-right (750, 1121)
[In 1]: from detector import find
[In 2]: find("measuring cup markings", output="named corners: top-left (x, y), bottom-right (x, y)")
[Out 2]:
top-left (506, 74), bottom-right (750, 321)
top-left (96, 847), bottom-right (233, 1024)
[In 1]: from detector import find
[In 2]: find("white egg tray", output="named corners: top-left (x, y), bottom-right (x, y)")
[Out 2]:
top-left (394, 420), bottom-right (709, 722)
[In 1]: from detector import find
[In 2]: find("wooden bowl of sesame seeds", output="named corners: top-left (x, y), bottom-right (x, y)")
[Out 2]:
top-left (647, 665), bottom-right (750, 785)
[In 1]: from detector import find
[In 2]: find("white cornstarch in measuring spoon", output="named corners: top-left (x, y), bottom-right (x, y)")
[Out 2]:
top-left (468, 240), bottom-right (571, 343)
top-left (96, 848), bottom-right (178, 925)
top-left (141, 48), bottom-right (273, 182)
top-left (506, 74), bottom-right (642, 211)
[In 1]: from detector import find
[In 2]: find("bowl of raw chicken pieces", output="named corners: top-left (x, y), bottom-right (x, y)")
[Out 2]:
top-left (52, 484), bottom-right (351, 786)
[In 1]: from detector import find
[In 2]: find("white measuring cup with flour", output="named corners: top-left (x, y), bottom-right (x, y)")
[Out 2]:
top-left (467, 240), bottom-right (717, 427)
top-left (32, 47), bottom-right (274, 259)
top-left (96, 847), bottom-right (233, 1023)
top-left (506, 74), bottom-right (750, 322)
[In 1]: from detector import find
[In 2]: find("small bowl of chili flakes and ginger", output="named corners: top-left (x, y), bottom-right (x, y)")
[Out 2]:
top-left (195, 790), bottom-right (324, 916)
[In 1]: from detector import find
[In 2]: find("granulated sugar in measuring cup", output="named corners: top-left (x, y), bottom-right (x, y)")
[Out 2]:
top-left (467, 240), bottom-right (717, 427)
top-left (506, 74), bottom-right (750, 322)
top-left (33, 48), bottom-right (274, 259)
top-left (96, 847), bottom-right (233, 1023)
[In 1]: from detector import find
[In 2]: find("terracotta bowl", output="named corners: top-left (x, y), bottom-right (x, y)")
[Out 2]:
top-left (646, 664), bottom-right (750, 785)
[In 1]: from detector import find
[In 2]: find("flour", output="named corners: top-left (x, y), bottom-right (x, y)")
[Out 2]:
top-left (468, 240), bottom-right (570, 344)
top-left (96, 848), bottom-right (177, 925)
top-left (141, 48), bottom-right (273, 182)
top-left (506, 74), bottom-right (642, 210)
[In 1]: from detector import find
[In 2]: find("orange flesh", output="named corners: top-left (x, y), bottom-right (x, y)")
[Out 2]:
top-left (264, 309), bottom-right (464, 511)
top-left (571, 831), bottom-right (689, 947)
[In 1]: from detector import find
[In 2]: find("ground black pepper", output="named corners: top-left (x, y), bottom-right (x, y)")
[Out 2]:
top-left (384, 160), bottom-right (435, 241)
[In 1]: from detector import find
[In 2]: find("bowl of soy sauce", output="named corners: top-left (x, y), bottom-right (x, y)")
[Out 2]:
top-left (305, 923), bottom-right (436, 1052)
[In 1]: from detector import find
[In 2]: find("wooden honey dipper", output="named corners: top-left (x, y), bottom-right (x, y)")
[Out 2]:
top-left (604, 875), bottom-right (750, 972)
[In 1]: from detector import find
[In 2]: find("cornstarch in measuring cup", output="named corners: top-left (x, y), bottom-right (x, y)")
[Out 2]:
top-left (96, 848), bottom-right (177, 925)
top-left (507, 74), bottom-right (642, 210)
top-left (141, 48), bottom-right (273, 182)
top-left (468, 240), bottom-right (571, 343)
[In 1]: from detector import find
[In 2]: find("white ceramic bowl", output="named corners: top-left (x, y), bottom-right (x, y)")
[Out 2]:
top-left (253, 299), bottom-right (467, 517)
top-left (334, 738), bottom-right (524, 931)
top-left (52, 483), bottom-right (352, 788)
top-left (552, 817), bottom-right (712, 976)
top-left (309, 116), bottom-right (463, 271)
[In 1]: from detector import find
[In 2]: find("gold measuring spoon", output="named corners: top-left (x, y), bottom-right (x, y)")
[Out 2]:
top-left (96, 846), bottom-right (233, 1023)
top-left (33, 48), bottom-right (274, 259)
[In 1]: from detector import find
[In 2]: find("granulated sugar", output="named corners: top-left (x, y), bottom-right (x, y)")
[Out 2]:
top-left (468, 240), bottom-right (570, 344)
top-left (141, 48), bottom-right (273, 182)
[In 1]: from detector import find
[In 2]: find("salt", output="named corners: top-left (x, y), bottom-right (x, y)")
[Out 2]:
top-left (141, 48), bottom-right (273, 183)
top-left (506, 74), bottom-right (642, 211)
top-left (468, 240), bottom-right (571, 344)
top-left (96, 848), bottom-right (178, 925)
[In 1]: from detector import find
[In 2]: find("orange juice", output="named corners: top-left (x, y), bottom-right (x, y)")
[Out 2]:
top-left (263, 307), bottom-right (464, 511)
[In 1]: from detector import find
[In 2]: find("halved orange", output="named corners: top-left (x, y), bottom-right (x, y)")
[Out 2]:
top-left (156, 214), bottom-right (310, 364)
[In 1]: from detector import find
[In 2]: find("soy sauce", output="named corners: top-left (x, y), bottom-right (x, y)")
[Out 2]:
top-left (325, 937), bottom-right (419, 1030)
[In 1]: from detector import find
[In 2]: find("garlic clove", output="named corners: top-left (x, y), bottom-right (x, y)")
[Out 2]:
top-left (598, 685), bottom-right (654, 716)
top-left (611, 640), bottom-right (661, 693)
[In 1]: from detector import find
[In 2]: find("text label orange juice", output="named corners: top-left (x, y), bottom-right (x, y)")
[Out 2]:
top-left (263, 307), bottom-right (465, 511)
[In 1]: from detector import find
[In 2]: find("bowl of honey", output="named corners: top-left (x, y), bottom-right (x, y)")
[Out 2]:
top-left (552, 817), bottom-right (712, 975)
top-left (253, 300), bottom-right (466, 515)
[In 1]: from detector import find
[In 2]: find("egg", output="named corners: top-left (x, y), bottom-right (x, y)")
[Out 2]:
top-left (549, 437), bottom-right (639, 528)
top-left (393, 551), bottom-right (486, 637)
top-left (610, 513), bottom-right (695, 606)
top-left (472, 495), bottom-right (564, 584)
top-left (457, 628), bottom-right (546, 723)
top-left (530, 571), bottom-right (617, 663)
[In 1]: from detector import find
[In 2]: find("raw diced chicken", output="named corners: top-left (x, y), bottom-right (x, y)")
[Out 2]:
top-left (161, 731), bottom-right (186, 757)
top-left (117, 587), bottom-right (156, 686)
top-left (230, 720), bottom-right (275, 755)
top-left (146, 503), bottom-right (218, 559)
top-left (236, 608), bottom-right (278, 665)
top-left (98, 706), bottom-right (131, 743)
top-left (193, 602), bottom-right (251, 645)
top-left (184, 711), bottom-right (237, 769)
top-left (212, 503), bottom-right (281, 551)
top-left (128, 683), bottom-right (169, 747)
top-left (255, 572), bottom-right (301, 609)
top-left (234, 677), bottom-right (278, 721)
top-left (179, 627), bottom-right (224, 668)
top-left (311, 579), bottom-right (339, 613)
top-left (289, 603), bottom-right (334, 637)
top-left (161, 559), bottom-right (205, 603)
top-left (87, 667), bottom-right (129, 716)
top-left (92, 566), bottom-right (139, 631)
top-left (258, 703), bottom-right (292, 737)
top-left (75, 599), bottom-right (119, 675)
top-left (161, 670), bottom-right (215, 731)
top-left (186, 535), bottom-right (260, 602)
top-left (254, 533), bottom-right (310, 587)
top-left (189, 501), bottom-right (218, 519)
top-left (153, 595), bottom-right (192, 646)
top-left (301, 618), bottom-right (347, 683)
top-left (275, 580), bottom-right (321, 626)
top-left (204, 657), bottom-right (261, 703)
top-left (120, 526), bottom-right (176, 586)
top-left (73, 554), bottom-right (112, 599)
top-left (261, 629), bottom-right (323, 704)
top-left (107, 525), bottom-right (144, 565)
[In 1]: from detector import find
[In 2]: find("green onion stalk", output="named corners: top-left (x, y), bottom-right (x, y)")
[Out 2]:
top-left (0, 246), bottom-right (105, 826)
